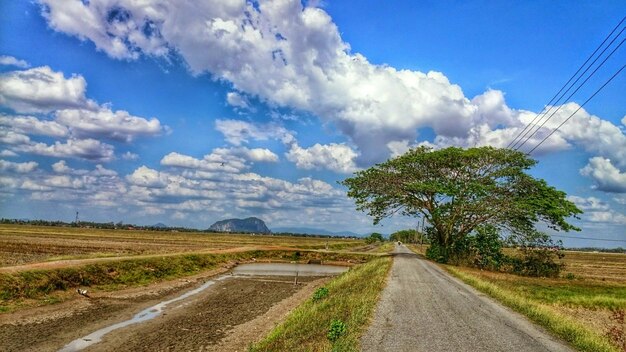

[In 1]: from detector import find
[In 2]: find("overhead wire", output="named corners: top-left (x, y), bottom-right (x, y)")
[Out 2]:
top-left (517, 36), bottom-right (626, 152)
top-left (527, 63), bottom-right (626, 154)
top-left (506, 15), bottom-right (626, 150)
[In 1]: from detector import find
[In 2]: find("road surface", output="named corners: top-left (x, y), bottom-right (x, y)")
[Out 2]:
top-left (361, 244), bottom-right (572, 352)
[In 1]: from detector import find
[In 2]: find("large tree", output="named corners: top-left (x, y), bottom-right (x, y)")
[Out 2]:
top-left (342, 146), bottom-right (582, 260)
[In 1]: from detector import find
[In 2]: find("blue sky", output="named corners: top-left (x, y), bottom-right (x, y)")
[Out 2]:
top-left (0, 0), bottom-right (625, 247)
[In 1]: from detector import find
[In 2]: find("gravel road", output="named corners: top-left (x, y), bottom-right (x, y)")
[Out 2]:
top-left (361, 244), bottom-right (573, 352)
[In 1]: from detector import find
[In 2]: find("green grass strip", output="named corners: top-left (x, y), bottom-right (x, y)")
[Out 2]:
top-left (446, 267), bottom-right (619, 352)
top-left (0, 250), bottom-right (373, 305)
top-left (251, 256), bottom-right (392, 352)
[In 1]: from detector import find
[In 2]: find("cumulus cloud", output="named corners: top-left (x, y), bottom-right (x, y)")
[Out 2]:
top-left (0, 150), bottom-right (18, 157)
top-left (580, 157), bottom-right (626, 193)
top-left (587, 210), bottom-right (626, 225)
top-left (0, 114), bottom-right (69, 138)
top-left (14, 138), bottom-right (115, 162)
top-left (55, 106), bottom-right (165, 142)
top-left (0, 159), bottom-right (38, 173)
top-left (126, 166), bottom-right (167, 188)
top-left (37, 0), bottom-right (626, 169)
top-left (0, 65), bottom-right (167, 162)
top-left (0, 66), bottom-right (93, 113)
top-left (121, 151), bottom-right (139, 160)
top-left (0, 55), bottom-right (30, 68)
top-left (286, 142), bottom-right (358, 173)
top-left (215, 119), bottom-right (295, 146)
top-left (226, 92), bottom-right (253, 111)
top-left (566, 195), bottom-right (609, 211)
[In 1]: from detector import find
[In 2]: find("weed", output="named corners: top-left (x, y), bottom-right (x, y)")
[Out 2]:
top-left (312, 287), bottom-right (329, 302)
top-left (327, 319), bottom-right (347, 342)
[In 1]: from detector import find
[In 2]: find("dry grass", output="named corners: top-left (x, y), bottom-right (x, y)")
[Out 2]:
top-left (446, 250), bottom-right (626, 351)
top-left (0, 224), bottom-right (364, 267)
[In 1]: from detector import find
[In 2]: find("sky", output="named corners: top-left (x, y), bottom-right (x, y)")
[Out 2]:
top-left (0, 0), bottom-right (625, 247)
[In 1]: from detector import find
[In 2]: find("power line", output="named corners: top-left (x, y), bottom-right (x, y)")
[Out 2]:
top-left (550, 234), bottom-right (626, 243)
top-left (518, 37), bottom-right (626, 152)
top-left (506, 15), bottom-right (626, 150)
top-left (528, 63), bottom-right (626, 154)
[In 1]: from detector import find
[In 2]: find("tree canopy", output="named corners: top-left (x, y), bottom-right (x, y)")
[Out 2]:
top-left (342, 146), bottom-right (582, 259)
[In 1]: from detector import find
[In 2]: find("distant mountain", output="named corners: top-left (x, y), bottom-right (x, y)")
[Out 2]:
top-left (272, 227), bottom-right (362, 237)
top-left (209, 217), bottom-right (270, 233)
top-left (152, 222), bottom-right (167, 228)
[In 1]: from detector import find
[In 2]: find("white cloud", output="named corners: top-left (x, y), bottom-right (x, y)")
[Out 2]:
top-left (286, 142), bottom-right (358, 173)
top-left (215, 119), bottom-right (295, 146)
top-left (161, 150), bottom-right (246, 173)
top-left (0, 150), bottom-right (18, 157)
top-left (121, 151), bottom-right (139, 160)
top-left (580, 157), bottom-right (626, 193)
top-left (0, 55), bottom-right (30, 68)
top-left (566, 195), bottom-right (609, 211)
top-left (55, 106), bottom-right (165, 142)
top-left (37, 0), bottom-right (626, 168)
top-left (0, 66), bottom-right (93, 113)
top-left (614, 195), bottom-right (626, 205)
top-left (0, 129), bottom-right (31, 145)
top-left (0, 159), bottom-right (38, 173)
top-left (126, 166), bottom-right (167, 188)
top-left (0, 114), bottom-right (69, 138)
top-left (15, 138), bottom-right (115, 162)
top-left (587, 211), bottom-right (626, 225)
top-left (235, 147), bottom-right (279, 163)
top-left (226, 91), bottom-right (253, 111)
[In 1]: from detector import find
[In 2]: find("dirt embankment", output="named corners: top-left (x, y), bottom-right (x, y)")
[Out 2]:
top-left (0, 268), bottom-right (328, 352)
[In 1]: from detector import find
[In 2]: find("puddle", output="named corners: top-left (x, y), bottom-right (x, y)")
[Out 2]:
top-left (58, 276), bottom-right (230, 352)
top-left (232, 263), bottom-right (349, 276)
top-left (58, 263), bottom-right (347, 351)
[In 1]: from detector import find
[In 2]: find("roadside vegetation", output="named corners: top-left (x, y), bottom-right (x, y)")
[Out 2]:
top-left (447, 261), bottom-right (625, 352)
top-left (251, 257), bottom-right (392, 352)
top-left (0, 249), bottom-right (373, 312)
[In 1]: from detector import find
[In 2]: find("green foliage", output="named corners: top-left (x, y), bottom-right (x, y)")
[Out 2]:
top-left (364, 232), bottom-right (384, 244)
top-left (504, 231), bottom-right (565, 277)
top-left (390, 229), bottom-right (426, 244)
top-left (471, 225), bottom-right (505, 270)
top-left (327, 319), bottom-right (347, 342)
top-left (312, 287), bottom-right (329, 302)
top-left (342, 146), bottom-right (582, 264)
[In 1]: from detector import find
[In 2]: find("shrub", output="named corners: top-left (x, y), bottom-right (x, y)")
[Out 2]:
top-left (312, 287), bottom-right (329, 302)
top-left (504, 231), bottom-right (564, 277)
top-left (327, 319), bottom-right (347, 342)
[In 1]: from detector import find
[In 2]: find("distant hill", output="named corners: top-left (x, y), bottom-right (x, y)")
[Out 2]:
top-left (272, 227), bottom-right (362, 237)
top-left (209, 217), bottom-right (270, 233)
top-left (152, 222), bottom-right (168, 228)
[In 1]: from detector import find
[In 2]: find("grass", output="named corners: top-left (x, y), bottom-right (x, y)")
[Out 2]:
top-left (251, 257), bottom-right (392, 352)
top-left (0, 250), bottom-right (373, 312)
top-left (446, 266), bottom-right (619, 352)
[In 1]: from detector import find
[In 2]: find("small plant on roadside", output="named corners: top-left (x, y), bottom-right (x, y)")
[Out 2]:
top-left (564, 272), bottom-right (576, 280)
top-left (312, 287), bottom-right (329, 302)
top-left (327, 319), bottom-right (347, 342)
top-left (606, 309), bottom-right (626, 351)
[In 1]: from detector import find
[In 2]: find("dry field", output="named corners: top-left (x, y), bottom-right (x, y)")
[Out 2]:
top-left (0, 224), bottom-right (363, 268)
top-left (448, 250), bottom-right (626, 351)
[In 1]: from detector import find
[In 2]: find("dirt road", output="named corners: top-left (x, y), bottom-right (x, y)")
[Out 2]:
top-left (361, 244), bottom-right (573, 352)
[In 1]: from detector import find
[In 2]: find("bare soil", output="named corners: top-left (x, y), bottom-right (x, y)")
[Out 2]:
top-left (0, 268), bottom-right (327, 352)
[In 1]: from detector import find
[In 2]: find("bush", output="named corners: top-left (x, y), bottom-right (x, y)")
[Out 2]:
top-left (327, 319), bottom-right (347, 342)
top-left (312, 287), bottom-right (329, 302)
top-left (504, 231), bottom-right (564, 277)
top-left (471, 225), bottom-right (505, 270)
